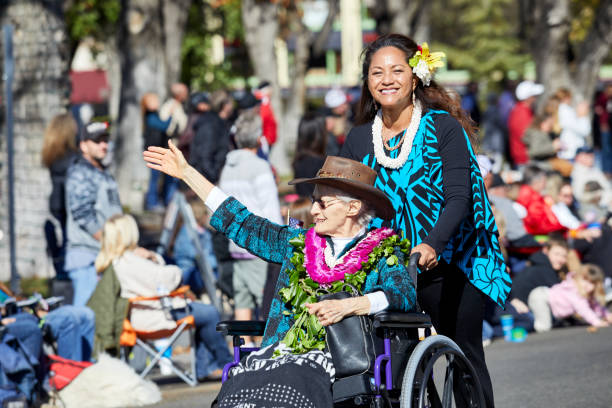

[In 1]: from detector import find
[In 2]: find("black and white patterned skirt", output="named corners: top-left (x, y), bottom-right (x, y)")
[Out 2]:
top-left (215, 343), bottom-right (335, 408)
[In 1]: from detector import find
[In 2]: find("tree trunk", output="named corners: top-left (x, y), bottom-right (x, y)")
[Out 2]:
top-left (281, 16), bottom-right (311, 170)
top-left (105, 38), bottom-right (122, 121)
top-left (115, 0), bottom-right (168, 212)
top-left (383, 0), bottom-right (430, 42)
top-left (530, 0), bottom-right (573, 102)
top-left (0, 0), bottom-right (71, 280)
top-left (241, 0), bottom-right (290, 172)
top-left (162, 0), bottom-right (192, 86)
top-left (574, 0), bottom-right (612, 103)
top-left (528, 0), bottom-right (612, 107)
top-left (411, 1), bottom-right (431, 44)
top-left (278, 0), bottom-right (339, 174)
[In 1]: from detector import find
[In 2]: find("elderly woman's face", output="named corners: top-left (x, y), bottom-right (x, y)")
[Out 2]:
top-left (310, 187), bottom-right (360, 237)
top-left (367, 46), bottom-right (416, 110)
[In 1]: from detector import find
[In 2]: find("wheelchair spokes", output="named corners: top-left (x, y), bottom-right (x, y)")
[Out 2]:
top-left (401, 336), bottom-right (484, 408)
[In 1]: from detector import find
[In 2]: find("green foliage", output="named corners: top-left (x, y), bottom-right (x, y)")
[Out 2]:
top-left (180, 0), bottom-right (250, 90)
top-left (275, 232), bottom-right (410, 356)
top-left (432, 0), bottom-right (529, 82)
top-left (569, 0), bottom-right (599, 43)
top-left (65, 0), bottom-right (121, 43)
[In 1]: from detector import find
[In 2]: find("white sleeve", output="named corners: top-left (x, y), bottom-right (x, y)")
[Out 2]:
top-left (366, 291), bottom-right (390, 314)
top-left (253, 171), bottom-right (282, 224)
top-left (204, 187), bottom-right (229, 213)
top-left (558, 104), bottom-right (591, 137)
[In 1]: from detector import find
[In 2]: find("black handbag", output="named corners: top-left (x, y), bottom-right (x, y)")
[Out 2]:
top-left (318, 285), bottom-right (378, 378)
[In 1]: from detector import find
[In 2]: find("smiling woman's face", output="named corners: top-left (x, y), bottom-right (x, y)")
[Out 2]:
top-left (367, 46), bottom-right (416, 110)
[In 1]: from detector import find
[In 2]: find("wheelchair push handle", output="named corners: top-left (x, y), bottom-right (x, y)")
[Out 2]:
top-left (409, 252), bottom-right (421, 269)
top-left (408, 252), bottom-right (421, 290)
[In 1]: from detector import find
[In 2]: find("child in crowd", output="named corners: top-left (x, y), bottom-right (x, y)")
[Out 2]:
top-left (510, 237), bottom-right (569, 332)
top-left (548, 264), bottom-right (612, 329)
top-left (579, 181), bottom-right (608, 224)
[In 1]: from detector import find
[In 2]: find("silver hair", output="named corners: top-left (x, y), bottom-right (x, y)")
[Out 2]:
top-left (314, 185), bottom-right (376, 227)
top-left (234, 110), bottom-right (262, 149)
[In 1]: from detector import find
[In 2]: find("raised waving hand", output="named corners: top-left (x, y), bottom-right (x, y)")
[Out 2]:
top-left (143, 140), bottom-right (215, 202)
top-left (143, 140), bottom-right (188, 180)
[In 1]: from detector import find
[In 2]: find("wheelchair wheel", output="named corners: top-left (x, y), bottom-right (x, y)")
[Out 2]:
top-left (400, 335), bottom-right (484, 408)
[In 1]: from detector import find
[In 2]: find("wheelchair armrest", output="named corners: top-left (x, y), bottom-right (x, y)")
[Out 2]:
top-left (216, 320), bottom-right (266, 336)
top-left (372, 311), bottom-right (432, 329)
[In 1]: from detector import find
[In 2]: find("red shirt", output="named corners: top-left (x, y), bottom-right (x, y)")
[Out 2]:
top-left (508, 101), bottom-right (533, 165)
top-left (260, 100), bottom-right (277, 146)
top-left (516, 185), bottom-right (565, 235)
top-left (595, 92), bottom-right (610, 128)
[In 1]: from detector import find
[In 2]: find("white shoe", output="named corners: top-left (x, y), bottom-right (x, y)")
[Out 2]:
top-left (159, 357), bottom-right (173, 375)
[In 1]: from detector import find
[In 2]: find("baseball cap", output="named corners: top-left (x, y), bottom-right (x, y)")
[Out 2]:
top-left (190, 92), bottom-right (210, 108)
top-left (80, 121), bottom-right (110, 142)
top-left (235, 91), bottom-right (261, 110)
top-left (576, 146), bottom-right (595, 155)
top-left (325, 88), bottom-right (348, 109)
top-left (515, 81), bottom-right (544, 101)
top-left (256, 80), bottom-right (271, 90)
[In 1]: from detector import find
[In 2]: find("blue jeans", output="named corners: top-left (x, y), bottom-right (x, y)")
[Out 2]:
top-left (67, 264), bottom-right (98, 307)
top-left (5, 313), bottom-right (42, 363)
top-left (172, 303), bottom-right (232, 379)
top-left (146, 169), bottom-right (179, 209)
top-left (44, 306), bottom-right (95, 362)
top-left (3, 313), bottom-right (42, 400)
top-left (174, 226), bottom-right (218, 296)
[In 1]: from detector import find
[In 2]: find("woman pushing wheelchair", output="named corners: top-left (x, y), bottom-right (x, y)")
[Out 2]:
top-left (144, 143), bottom-right (416, 407)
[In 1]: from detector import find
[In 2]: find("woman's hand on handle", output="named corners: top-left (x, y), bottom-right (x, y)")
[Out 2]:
top-left (411, 243), bottom-right (437, 271)
top-left (143, 140), bottom-right (188, 180)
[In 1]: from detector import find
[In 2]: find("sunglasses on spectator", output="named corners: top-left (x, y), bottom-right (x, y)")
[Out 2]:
top-left (89, 135), bottom-right (110, 144)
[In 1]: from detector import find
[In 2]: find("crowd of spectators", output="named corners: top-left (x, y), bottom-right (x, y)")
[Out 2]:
top-left (478, 80), bottom-right (612, 343)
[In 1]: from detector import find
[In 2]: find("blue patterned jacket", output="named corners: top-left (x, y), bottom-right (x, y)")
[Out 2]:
top-left (341, 110), bottom-right (511, 307)
top-left (210, 197), bottom-right (417, 347)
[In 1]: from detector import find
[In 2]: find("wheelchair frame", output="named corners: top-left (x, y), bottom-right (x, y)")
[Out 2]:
top-left (216, 255), bottom-right (485, 408)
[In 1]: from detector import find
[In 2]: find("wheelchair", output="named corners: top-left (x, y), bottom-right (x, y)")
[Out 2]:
top-left (216, 255), bottom-right (485, 408)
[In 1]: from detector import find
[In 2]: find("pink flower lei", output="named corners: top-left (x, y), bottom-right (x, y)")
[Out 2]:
top-left (303, 227), bottom-right (395, 284)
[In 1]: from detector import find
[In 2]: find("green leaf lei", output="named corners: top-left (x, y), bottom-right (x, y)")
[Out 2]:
top-left (276, 232), bottom-right (410, 355)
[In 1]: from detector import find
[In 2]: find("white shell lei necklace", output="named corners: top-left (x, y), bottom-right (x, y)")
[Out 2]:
top-left (372, 100), bottom-right (422, 169)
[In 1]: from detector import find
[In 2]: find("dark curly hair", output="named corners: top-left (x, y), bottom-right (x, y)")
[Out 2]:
top-left (356, 34), bottom-right (477, 144)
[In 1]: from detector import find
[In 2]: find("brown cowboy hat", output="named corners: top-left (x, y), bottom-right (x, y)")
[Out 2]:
top-left (289, 156), bottom-right (394, 220)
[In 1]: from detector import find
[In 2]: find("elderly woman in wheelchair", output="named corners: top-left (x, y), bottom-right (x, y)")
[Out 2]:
top-left (144, 143), bottom-right (485, 408)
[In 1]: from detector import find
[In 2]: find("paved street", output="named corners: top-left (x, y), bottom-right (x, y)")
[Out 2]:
top-left (147, 326), bottom-right (612, 408)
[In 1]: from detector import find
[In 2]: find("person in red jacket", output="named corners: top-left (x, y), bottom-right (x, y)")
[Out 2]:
top-left (508, 80), bottom-right (544, 166)
top-left (516, 165), bottom-right (566, 235)
top-left (254, 81), bottom-right (277, 155)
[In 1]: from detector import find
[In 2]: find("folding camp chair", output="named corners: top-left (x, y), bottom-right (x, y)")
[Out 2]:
top-left (119, 285), bottom-right (198, 387)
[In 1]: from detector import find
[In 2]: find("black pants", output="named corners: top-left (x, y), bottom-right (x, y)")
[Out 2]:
top-left (417, 262), bottom-right (495, 408)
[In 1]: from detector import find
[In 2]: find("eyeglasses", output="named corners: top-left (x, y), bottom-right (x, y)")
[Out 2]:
top-left (310, 196), bottom-right (343, 210)
top-left (89, 136), bottom-right (110, 144)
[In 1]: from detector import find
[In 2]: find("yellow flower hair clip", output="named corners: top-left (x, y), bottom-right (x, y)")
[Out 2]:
top-left (408, 42), bottom-right (445, 86)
